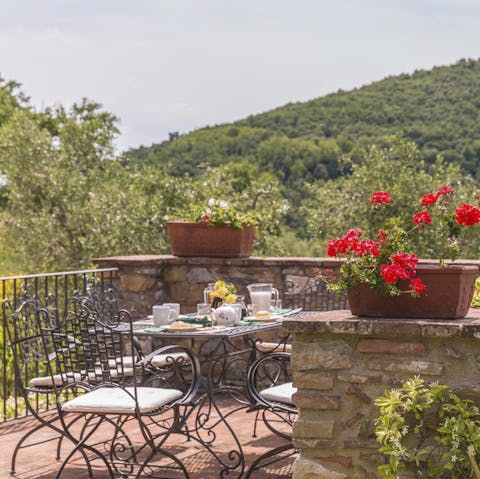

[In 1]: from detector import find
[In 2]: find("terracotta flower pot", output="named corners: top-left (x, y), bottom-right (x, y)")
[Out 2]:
top-left (166, 221), bottom-right (256, 258)
top-left (347, 265), bottom-right (479, 319)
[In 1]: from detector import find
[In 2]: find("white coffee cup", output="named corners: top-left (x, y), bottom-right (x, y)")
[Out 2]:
top-left (163, 302), bottom-right (180, 317)
top-left (152, 305), bottom-right (176, 326)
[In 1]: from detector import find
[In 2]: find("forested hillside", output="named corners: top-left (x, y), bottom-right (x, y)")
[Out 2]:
top-left (128, 58), bottom-right (480, 183)
top-left (1, 58), bottom-right (480, 274)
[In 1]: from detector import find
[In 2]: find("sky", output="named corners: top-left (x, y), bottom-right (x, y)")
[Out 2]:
top-left (1, 0), bottom-right (480, 152)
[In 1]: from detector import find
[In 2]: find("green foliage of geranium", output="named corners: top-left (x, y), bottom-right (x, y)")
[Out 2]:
top-left (375, 377), bottom-right (480, 479)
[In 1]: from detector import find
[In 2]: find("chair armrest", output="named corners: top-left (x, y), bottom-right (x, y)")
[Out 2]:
top-left (138, 345), bottom-right (201, 404)
top-left (247, 352), bottom-right (296, 413)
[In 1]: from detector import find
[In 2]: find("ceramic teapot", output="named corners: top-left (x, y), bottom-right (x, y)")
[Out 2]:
top-left (211, 305), bottom-right (237, 326)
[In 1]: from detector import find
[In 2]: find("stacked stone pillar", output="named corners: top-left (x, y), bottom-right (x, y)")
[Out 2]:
top-left (284, 309), bottom-right (480, 479)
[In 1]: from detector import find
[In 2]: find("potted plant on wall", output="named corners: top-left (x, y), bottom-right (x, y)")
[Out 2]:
top-left (316, 186), bottom-right (480, 319)
top-left (166, 199), bottom-right (260, 258)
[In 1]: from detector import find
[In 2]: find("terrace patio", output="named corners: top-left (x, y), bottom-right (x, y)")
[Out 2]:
top-left (0, 398), bottom-right (293, 479)
top-left (1, 256), bottom-right (480, 478)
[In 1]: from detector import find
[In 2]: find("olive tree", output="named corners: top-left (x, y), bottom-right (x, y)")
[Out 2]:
top-left (0, 101), bottom-right (192, 272)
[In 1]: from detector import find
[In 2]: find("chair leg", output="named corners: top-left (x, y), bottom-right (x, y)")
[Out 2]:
top-left (135, 446), bottom-right (190, 479)
top-left (56, 414), bottom-right (88, 461)
top-left (11, 413), bottom-right (78, 473)
top-left (252, 408), bottom-right (260, 438)
top-left (55, 415), bottom-right (113, 479)
top-left (10, 422), bottom-right (53, 474)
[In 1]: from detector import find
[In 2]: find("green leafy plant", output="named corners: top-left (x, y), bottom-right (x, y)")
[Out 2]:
top-left (375, 377), bottom-right (480, 478)
top-left (472, 278), bottom-right (480, 308)
top-left (176, 198), bottom-right (260, 229)
top-left (317, 186), bottom-right (480, 297)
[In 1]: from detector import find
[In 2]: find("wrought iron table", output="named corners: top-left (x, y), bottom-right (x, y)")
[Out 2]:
top-left (132, 321), bottom-right (288, 478)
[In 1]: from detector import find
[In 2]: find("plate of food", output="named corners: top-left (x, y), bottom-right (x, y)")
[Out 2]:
top-left (166, 321), bottom-right (203, 333)
top-left (243, 311), bottom-right (283, 322)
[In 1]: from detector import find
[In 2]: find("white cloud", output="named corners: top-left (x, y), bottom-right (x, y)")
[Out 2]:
top-left (0, 0), bottom-right (479, 150)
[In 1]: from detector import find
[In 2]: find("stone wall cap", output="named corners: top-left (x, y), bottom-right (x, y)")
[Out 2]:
top-left (93, 255), bottom-right (343, 267)
top-left (283, 309), bottom-right (480, 338)
top-left (93, 255), bottom-right (480, 268)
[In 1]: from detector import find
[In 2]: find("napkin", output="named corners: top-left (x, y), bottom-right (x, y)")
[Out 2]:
top-left (178, 315), bottom-right (211, 325)
top-left (143, 327), bottom-right (168, 333)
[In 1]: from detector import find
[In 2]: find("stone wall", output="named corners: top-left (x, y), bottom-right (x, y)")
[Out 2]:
top-left (93, 255), bottom-right (479, 321)
top-left (283, 309), bottom-right (480, 479)
top-left (93, 254), bottom-right (342, 319)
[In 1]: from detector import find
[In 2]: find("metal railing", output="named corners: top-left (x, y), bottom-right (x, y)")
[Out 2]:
top-left (0, 268), bottom-right (118, 422)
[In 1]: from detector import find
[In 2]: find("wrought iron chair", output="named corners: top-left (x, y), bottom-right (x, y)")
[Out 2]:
top-left (246, 352), bottom-right (297, 478)
top-left (72, 283), bottom-right (192, 383)
top-left (3, 293), bottom-right (90, 475)
top-left (283, 279), bottom-right (348, 311)
top-left (38, 291), bottom-right (201, 478)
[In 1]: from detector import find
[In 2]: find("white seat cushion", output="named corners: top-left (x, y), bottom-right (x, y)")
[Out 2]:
top-left (62, 386), bottom-right (183, 414)
top-left (259, 382), bottom-right (297, 406)
top-left (30, 372), bottom-right (84, 388)
top-left (150, 352), bottom-right (189, 368)
top-left (31, 352), bottom-right (189, 388)
top-left (85, 367), bottom-right (135, 382)
top-left (108, 356), bottom-right (135, 369)
top-left (256, 342), bottom-right (292, 353)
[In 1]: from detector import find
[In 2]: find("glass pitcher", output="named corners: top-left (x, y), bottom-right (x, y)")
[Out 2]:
top-left (247, 283), bottom-right (279, 314)
top-left (203, 283), bottom-right (215, 305)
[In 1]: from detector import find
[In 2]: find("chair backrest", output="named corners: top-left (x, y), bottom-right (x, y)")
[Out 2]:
top-left (39, 291), bottom-right (140, 398)
top-left (75, 282), bottom-right (120, 325)
top-left (283, 280), bottom-right (348, 311)
top-left (41, 291), bottom-right (201, 408)
top-left (3, 294), bottom-right (58, 410)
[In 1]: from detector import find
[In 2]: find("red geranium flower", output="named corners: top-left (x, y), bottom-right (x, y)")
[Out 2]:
top-left (345, 228), bottom-right (363, 239)
top-left (409, 278), bottom-right (427, 294)
top-left (391, 252), bottom-right (418, 273)
top-left (326, 229), bottom-right (366, 257)
top-left (455, 203), bottom-right (480, 226)
top-left (371, 191), bottom-right (391, 205)
top-left (326, 238), bottom-right (344, 257)
top-left (413, 211), bottom-right (432, 225)
top-left (380, 263), bottom-right (410, 283)
top-left (377, 230), bottom-right (389, 243)
top-left (420, 193), bottom-right (438, 206)
top-left (354, 239), bottom-right (380, 257)
top-left (436, 185), bottom-right (454, 197)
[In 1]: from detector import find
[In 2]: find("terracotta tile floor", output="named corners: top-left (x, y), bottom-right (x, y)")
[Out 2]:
top-left (0, 398), bottom-right (295, 479)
